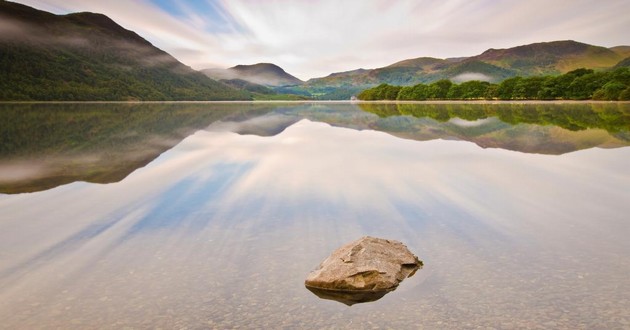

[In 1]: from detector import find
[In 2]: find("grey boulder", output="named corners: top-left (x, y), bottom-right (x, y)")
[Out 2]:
top-left (305, 236), bottom-right (422, 305)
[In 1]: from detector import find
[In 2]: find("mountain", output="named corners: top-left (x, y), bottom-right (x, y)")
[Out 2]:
top-left (202, 63), bottom-right (303, 87)
top-left (614, 57), bottom-right (630, 68)
top-left (218, 79), bottom-right (277, 94)
top-left (0, 1), bottom-right (249, 101)
top-left (471, 40), bottom-right (622, 74)
top-left (1, 2), bottom-right (626, 101)
top-left (301, 40), bottom-right (628, 99)
top-left (610, 46), bottom-right (630, 58)
top-left (217, 78), bottom-right (310, 100)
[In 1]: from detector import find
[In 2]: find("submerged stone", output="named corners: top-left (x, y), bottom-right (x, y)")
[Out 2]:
top-left (305, 236), bottom-right (422, 306)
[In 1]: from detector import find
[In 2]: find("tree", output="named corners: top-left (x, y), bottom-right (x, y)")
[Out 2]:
top-left (537, 76), bottom-right (561, 100)
top-left (357, 67), bottom-right (630, 101)
top-left (410, 84), bottom-right (429, 100)
top-left (446, 84), bottom-right (462, 99)
top-left (427, 80), bottom-right (452, 99)
top-left (381, 84), bottom-right (402, 100)
top-left (566, 72), bottom-right (610, 100)
top-left (357, 84), bottom-right (401, 100)
top-left (397, 86), bottom-right (415, 100)
top-left (593, 81), bottom-right (626, 100)
top-left (458, 80), bottom-right (491, 99)
top-left (497, 77), bottom-right (522, 100)
top-left (513, 76), bottom-right (545, 99)
top-left (357, 88), bottom-right (377, 100)
top-left (566, 68), bottom-right (594, 77)
top-left (484, 84), bottom-right (499, 99)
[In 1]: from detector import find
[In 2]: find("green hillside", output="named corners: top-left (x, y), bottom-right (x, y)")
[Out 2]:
top-left (0, 1), bottom-right (249, 101)
top-left (301, 40), bottom-right (628, 99)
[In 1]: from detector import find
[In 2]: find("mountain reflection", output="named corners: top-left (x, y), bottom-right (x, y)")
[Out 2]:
top-left (1, 102), bottom-right (628, 194)
top-left (0, 103), bottom-right (276, 193)
top-left (357, 102), bottom-right (630, 133)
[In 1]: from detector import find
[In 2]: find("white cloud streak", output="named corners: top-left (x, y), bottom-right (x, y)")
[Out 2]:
top-left (10, 0), bottom-right (630, 80)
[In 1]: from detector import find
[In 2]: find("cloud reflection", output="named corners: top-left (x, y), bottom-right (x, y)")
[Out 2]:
top-left (1, 117), bottom-right (629, 327)
top-left (2, 118), bottom-right (629, 276)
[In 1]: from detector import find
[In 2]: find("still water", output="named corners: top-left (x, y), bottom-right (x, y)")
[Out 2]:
top-left (0, 102), bottom-right (629, 328)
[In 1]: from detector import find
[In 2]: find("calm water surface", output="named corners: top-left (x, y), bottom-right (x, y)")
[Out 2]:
top-left (0, 102), bottom-right (629, 328)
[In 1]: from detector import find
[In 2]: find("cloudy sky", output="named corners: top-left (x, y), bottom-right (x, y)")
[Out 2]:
top-left (11, 0), bottom-right (630, 80)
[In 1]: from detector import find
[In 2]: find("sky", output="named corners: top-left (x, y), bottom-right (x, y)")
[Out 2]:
top-left (11, 0), bottom-right (630, 81)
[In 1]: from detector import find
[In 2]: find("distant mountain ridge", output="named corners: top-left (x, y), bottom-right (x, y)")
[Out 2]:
top-left (296, 40), bottom-right (629, 99)
top-left (0, 0), bottom-right (248, 101)
top-left (202, 63), bottom-right (303, 87)
top-left (472, 40), bottom-right (622, 74)
top-left (609, 46), bottom-right (630, 58)
top-left (1, 0), bottom-right (628, 101)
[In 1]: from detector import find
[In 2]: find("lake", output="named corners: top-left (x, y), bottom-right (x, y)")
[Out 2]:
top-left (1, 102), bottom-right (629, 328)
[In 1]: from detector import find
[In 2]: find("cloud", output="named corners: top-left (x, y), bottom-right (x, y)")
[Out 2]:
top-left (0, 18), bottom-right (28, 39)
top-left (451, 73), bottom-right (494, 83)
top-left (10, 0), bottom-right (630, 80)
top-left (0, 15), bottom-right (92, 46)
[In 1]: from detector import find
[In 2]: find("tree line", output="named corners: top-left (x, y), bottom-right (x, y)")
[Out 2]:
top-left (357, 67), bottom-right (630, 101)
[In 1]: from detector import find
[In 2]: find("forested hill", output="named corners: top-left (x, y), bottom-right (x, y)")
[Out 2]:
top-left (0, 1), bottom-right (249, 101)
top-left (357, 67), bottom-right (630, 101)
top-left (296, 40), bottom-right (629, 99)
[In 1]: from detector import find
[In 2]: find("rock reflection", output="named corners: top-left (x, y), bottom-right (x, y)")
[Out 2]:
top-left (305, 286), bottom-right (393, 306)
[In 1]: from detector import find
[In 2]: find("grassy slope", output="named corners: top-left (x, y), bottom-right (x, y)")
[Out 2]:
top-left (472, 40), bottom-right (623, 75)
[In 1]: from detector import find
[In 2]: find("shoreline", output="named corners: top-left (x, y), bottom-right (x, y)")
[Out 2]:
top-left (1, 100), bottom-right (629, 105)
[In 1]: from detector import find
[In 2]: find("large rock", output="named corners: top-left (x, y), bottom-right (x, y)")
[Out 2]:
top-left (305, 236), bottom-right (422, 305)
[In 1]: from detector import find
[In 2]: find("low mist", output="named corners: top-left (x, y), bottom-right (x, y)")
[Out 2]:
top-left (451, 72), bottom-right (493, 83)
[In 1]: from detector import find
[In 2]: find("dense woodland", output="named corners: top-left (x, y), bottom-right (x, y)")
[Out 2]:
top-left (357, 67), bottom-right (630, 101)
